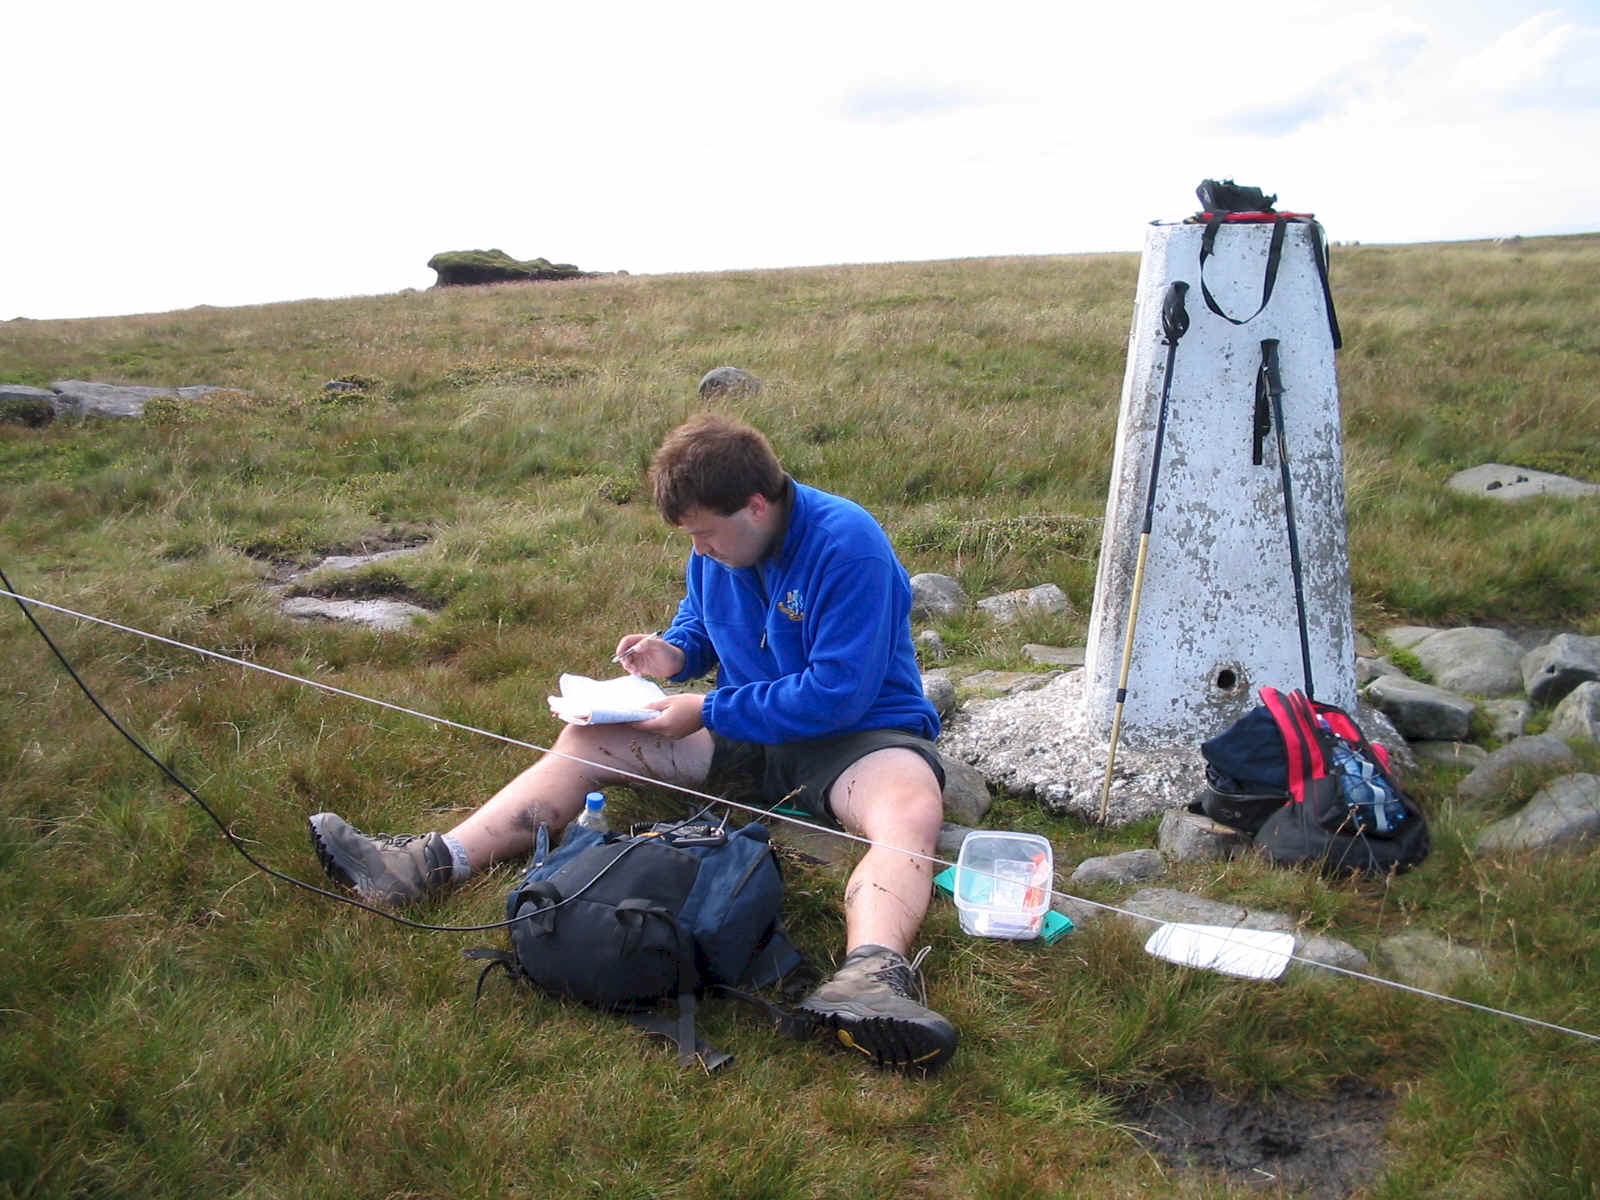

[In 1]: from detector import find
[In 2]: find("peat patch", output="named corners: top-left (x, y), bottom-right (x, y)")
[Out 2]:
top-left (1121, 1076), bottom-right (1394, 1198)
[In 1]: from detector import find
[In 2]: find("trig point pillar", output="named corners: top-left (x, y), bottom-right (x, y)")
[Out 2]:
top-left (1083, 215), bottom-right (1355, 745)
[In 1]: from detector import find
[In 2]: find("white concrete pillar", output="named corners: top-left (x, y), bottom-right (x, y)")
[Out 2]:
top-left (1083, 219), bottom-right (1355, 746)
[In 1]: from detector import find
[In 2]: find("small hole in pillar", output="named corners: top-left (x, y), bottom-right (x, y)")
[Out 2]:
top-left (1215, 669), bottom-right (1238, 691)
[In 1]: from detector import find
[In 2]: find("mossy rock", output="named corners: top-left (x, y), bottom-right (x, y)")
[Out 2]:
top-left (426, 249), bottom-right (589, 287)
top-left (0, 395), bottom-right (56, 427)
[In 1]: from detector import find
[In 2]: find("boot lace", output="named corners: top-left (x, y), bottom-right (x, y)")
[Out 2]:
top-left (870, 946), bottom-right (932, 1005)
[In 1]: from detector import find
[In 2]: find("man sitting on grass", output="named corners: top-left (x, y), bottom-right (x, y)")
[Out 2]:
top-left (308, 412), bottom-right (957, 1071)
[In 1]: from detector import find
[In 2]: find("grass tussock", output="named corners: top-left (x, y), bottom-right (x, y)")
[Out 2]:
top-left (4, 236), bottom-right (1600, 1196)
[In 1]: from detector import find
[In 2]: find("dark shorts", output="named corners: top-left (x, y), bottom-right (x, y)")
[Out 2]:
top-left (707, 728), bottom-right (946, 826)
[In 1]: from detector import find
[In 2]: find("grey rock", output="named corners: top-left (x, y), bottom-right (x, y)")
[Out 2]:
top-left (916, 629), bottom-right (948, 662)
top-left (959, 669), bottom-right (1059, 696)
top-left (1156, 809), bottom-right (1251, 863)
top-left (940, 757), bottom-right (993, 826)
top-left (910, 573), bottom-right (967, 620)
top-left (937, 822), bottom-right (973, 858)
top-left (1356, 656), bottom-right (1406, 687)
top-left (1355, 700), bottom-right (1418, 776)
top-left (1410, 741), bottom-right (1489, 768)
top-left (696, 365), bottom-right (762, 399)
top-left (1374, 931), bottom-right (1490, 992)
top-left (1118, 887), bottom-right (1368, 974)
top-left (772, 818), bottom-right (856, 868)
top-left (1293, 933), bottom-right (1372, 975)
top-left (1481, 698), bottom-right (1531, 742)
top-left (427, 249), bottom-right (588, 286)
top-left (977, 583), bottom-right (1071, 624)
top-left (1365, 675), bottom-right (1475, 741)
top-left (1120, 887), bottom-right (1247, 929)
top-left (1458, 734), bottom-right (1580, 803)
top-left (1475, 773), bottom-right (1600, 853)
top-left (1411, 626), bottom-right (1526, 697)
top-left (50, 379), bottom-right (237, 419)
top-left (922, 672), bottom-right (957, 720)
top-left (1023, 643), bottom-right (1085, 668)
top-left (1549, 681), bottom-right (1600, 743)
top-left (1069, 848), bottom-right (1167, 888)
top-left (1521, 633), bottom-right (1600, 706)
top-left (305, 547), bottom-right (427, 575)
top-left (0, 384), bottom-right (56, 401)
top-left (1050, 892), bottom-right (1104, 929)
top-left (1447, 462), bottom-right (1600, 503)
top-left (280, 596), bottom-right (430, 631)
top-left (1384, 625), bottom-right (1441, 651)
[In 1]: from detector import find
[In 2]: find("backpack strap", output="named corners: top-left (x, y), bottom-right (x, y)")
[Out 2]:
top-left (1311, 699), bottom-right (1395, 776)
top-left (742, 923), bottom-right (810, 992)
top-left (1308, 220), bottom-right (1343, 349)
top-left (621, 1010), bottom-right (732, 1072)
top-left (1259, 686), bottom-right (1325, 804)
top-left (462, 948), bottom-right (521, 1004)
top-left (1286, 690), bottom-right (1330, 778)
top-left (1198, 215), bottom-right (1342, 350)
top-left (1199, 214), bottom-right (1287, 327)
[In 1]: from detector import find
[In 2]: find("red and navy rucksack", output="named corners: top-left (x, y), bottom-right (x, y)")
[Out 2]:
top-left (1196, 687), bottom-right (1430, 876)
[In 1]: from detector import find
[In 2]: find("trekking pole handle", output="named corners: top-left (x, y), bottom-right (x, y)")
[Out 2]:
top-left (1161, 281), bottom-right (1191, 346)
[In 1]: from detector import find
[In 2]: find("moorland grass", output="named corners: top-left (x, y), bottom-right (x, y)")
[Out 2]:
top-left (3, 236), bottom-right (1599, 1197)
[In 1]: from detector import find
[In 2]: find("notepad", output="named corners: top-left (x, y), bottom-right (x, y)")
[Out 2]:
top-left (547, 673), bottom-right (666, 725)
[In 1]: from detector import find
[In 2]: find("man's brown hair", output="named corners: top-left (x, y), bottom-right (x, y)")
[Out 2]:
top-left (649, 413), bottom-right (786, 523)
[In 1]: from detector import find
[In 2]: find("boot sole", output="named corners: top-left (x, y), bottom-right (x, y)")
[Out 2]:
top-left (796, 999), bottom-right (957, 1071)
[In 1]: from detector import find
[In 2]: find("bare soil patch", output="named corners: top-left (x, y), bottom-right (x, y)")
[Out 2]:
top-left (1121, 1076), bottom-right (1394, 1197)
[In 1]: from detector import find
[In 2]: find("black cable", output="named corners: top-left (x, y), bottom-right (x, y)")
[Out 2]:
top-left (0, 562), bottom-right (642, 935)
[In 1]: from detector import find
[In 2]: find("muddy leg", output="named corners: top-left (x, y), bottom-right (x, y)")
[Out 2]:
top-left (448, 723), bottom-right (713, 869)
top-left (827, 748), bottom-right (943, 956)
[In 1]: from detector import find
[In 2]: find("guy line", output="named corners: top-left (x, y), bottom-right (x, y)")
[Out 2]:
top-left (3, 583), bottom-right (1597, 1047)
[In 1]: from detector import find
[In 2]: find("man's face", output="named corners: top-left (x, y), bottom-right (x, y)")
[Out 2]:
top-left (676, 499), bottom-right (770, 568)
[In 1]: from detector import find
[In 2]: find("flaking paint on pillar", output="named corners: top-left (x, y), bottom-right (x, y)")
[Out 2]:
top-left (1083, 220), bottom-right (1356, 745)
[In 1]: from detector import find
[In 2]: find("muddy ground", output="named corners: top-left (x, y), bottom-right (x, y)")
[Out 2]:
top-left (1121, 1077), bottom-right (1395, 1197)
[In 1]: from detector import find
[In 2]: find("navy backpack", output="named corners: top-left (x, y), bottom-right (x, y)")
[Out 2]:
top-left (467, 819), bottom-right (811, 1070)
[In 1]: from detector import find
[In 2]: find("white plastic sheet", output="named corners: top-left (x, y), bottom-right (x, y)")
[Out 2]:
top-left (1144, 923), bottom-right (1295, 980)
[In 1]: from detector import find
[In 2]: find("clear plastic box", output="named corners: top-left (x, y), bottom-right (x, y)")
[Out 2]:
top-left (954, 831), bottom-right (1054, 939)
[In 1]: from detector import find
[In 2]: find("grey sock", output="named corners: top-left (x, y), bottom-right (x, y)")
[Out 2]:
top-left (441, 832), bottom-right (473, 882)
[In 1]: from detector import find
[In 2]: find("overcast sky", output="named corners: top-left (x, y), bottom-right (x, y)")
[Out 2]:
top-left (5, 0), bottom-right (1597, 322)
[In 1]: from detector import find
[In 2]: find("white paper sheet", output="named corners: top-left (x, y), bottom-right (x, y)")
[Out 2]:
top-left (547, 673), bottom-right (667, 725)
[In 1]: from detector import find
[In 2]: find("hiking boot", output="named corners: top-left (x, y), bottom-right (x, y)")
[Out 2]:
top-left (795, 944), bottom-right (957, 1071)
top-left (307, 812), bottom-right (453, 906)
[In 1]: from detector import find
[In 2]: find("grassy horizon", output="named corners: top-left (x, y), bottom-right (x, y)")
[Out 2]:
top-left (3, 234), bottom-right (1599, 1198)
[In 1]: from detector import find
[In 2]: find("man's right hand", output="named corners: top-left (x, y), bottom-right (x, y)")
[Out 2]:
top-left (614, 632), bottom-right (685, 679)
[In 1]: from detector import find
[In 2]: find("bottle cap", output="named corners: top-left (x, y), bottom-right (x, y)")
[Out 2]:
top-left (585, 791), bottom-right (604, 809)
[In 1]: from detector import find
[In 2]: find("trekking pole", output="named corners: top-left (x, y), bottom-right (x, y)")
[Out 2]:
top-left (1099, 281), bottom-right (1190, 824)
top-left (1259, 338), bottom-right (1315, 698)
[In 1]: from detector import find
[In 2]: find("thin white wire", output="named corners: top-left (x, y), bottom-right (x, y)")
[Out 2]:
top-left (5, 584), bottom-right (1598, 1045)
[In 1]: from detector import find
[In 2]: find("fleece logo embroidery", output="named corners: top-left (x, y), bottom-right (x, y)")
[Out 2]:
top-left (777, 589), bottom-right (805, 621)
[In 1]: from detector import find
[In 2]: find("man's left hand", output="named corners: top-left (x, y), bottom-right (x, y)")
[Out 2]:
top-left (638, 692), bottom-right (706, 740)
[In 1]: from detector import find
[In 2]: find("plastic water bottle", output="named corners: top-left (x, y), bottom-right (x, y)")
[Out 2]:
top-left (577, 791), bottom-right (610, 832)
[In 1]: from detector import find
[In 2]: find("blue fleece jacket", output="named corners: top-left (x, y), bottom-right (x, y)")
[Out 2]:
top-left (659, 481), bottom-right (938, 746)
